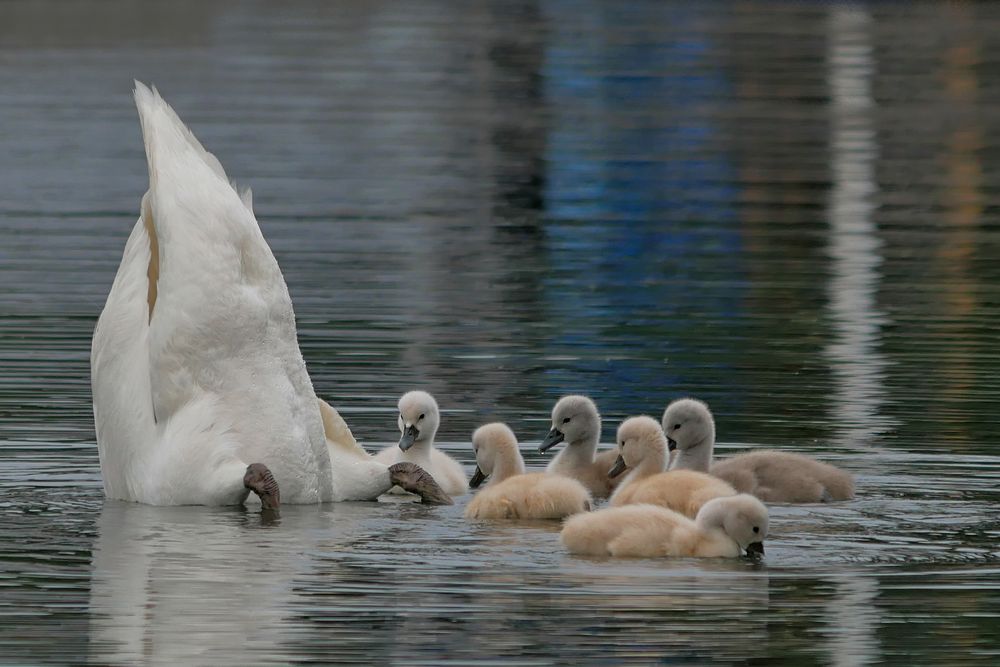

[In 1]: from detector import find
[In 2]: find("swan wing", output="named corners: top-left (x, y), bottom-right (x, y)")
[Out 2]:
top-left (318, 398), bottom-right (366, 459)
top-left (91, 216), bottom-right (158, 500)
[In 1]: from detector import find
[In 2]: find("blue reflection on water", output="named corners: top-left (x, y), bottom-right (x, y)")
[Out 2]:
top-left (541, 1), bottom-right (742, 415)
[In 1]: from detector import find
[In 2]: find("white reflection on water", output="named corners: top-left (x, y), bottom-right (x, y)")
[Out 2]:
top-left (87, 502), bottom-right (304, 665)
top-left (85, 499), bottom-right (775, 665)
top-left (826, 573), bottom-right (881, 667)
top-left (825, 5), bottom-right (893, 449)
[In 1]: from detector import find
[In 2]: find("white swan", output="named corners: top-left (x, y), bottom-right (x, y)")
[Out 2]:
top-left (91, 83), bottom-right (447, 507)
top-left (664, 398), bottom-right (855, 503)
top-left (608, 416), bottom-right (736, 518)
top-left (373, 391), bottom-right (467, 496)
top-left (538, 395), bottom-right (621, 499)
top-left (464, 422), bottom-right (591, 520)
top-left (561, 495), bottom-right (768, 558)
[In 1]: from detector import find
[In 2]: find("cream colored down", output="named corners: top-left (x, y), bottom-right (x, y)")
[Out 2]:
top-left (561, 494), bottom-right (769, 558)
top-left (465, 423), bottom-right (592, 520)
top-left (664, 398), bottom-right (855, 503)
top-left (542, 395), bottom-right (622, 499)
top-left (608, 416), bottom-right (736, 518)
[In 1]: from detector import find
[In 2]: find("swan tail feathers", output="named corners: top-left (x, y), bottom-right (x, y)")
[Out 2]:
top-left (134, 81), bottom-right (230, 186)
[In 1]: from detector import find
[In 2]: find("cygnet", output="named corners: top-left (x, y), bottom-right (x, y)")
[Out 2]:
top-left (538, 395), bottom-right (621, 499)
top-left (374, 391), bottom-right (467, 496)
top-left (561, 494), bottom-right (768, 558)
top-left (464, 422), bottom-right (592, 520)
top-left (608, 415), bottom-right (736, 518)
top-left (663, 398), bottom-right (854, 503)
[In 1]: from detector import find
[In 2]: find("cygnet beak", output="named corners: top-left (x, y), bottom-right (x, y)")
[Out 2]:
top-left (745, 541), bottom-right (765, 557)
top-left (539, 427), bottom-right (564, 452)
top-left (608, 454), bottom-right (628, 478)
top-left (667, 437), bottom-right (677, 452)
top-left (399, 424), bottom-right (419, 451)
top-left (469, 466), bottom-right (487, 489)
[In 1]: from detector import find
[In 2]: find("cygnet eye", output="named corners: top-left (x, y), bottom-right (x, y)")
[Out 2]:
top-left (752, 526), bottom-right (760, 534)
top-left (673, 423), bottom-right (682, 430)
top-left (418, 413), bottom-right (425, 421)
top-left (562, 417), bottom-right (571, 424)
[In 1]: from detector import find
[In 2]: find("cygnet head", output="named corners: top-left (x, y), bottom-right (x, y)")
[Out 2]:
top-left (609, 415), bottom-right (668, 478)
top-left (397, 391), bottom-right (440, 451)
top-left (661, 398), bottom-right (715, 454)
top-left (540, 395), bottom-right (601, 453)
top-left (469, 422), bottom-right (521, 488)
top-left (700, 494), bottom-right (769, 557)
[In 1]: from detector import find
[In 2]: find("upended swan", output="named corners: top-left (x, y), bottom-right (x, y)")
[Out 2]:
top-left (373, 391), bottom-right (467, 496)
top-left (539, 395), bottom-right (621, 499)
top-left (561, 495), bottom-right (768, 558)
top-left (608, 416), bottom-right (736, 518)
top-left (464, 422), bottom-right (592, 520)
top-left (663, 398), bottom-right (855, 503)
top-left (91, 83), bottom-right (448, 507)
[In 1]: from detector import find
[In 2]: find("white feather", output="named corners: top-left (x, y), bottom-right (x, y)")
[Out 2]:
top-left (92, 82), bottom-right (391, 504)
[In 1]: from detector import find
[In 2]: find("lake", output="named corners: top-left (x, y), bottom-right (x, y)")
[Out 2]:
top-left (1, 1), bottom-right (999, 664)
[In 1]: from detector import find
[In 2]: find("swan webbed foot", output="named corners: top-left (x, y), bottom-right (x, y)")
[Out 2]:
top-left (244, 463), bottom-right (280, 511)
top-left (388, 462), bottom-right (453, 505)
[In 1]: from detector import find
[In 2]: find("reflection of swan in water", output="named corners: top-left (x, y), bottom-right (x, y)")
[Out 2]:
top-left (90, 84), bottom-right (445, 507)
top-left (88, 502), bottom-right (298, 664)
top-left (466, 562), bottom-right (772, 662)
top-left (87, 500), bottom-right (423, 665)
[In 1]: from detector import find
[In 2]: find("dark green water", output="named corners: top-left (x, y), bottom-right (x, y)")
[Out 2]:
top-left (1, 1), bottom-right (999, 664)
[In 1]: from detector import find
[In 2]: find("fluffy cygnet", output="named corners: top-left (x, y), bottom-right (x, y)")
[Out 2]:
top-left (538, 395), bottom-right (622, 499)
top-left (663, 398), bottom-right (855, 503)
top-left (373, 391), bottom-right (467, 496)
top-left (561, 494), bottom-right (768, 558)
top-left (608, 416), bottom-right (736, 518)
top-left (464, 423), bottom-right (592, 520)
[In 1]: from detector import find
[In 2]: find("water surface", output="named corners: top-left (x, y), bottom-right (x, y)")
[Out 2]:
top-left (1, 1), bottom-right (999, 664)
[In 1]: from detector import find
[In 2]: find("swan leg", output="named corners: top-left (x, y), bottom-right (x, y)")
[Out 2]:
top-left (387, 463), bottom-right (453, 505)
top-left (243, 463), bottom-right (280, 510)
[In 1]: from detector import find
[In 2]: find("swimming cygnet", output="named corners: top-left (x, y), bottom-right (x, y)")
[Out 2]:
top-left (464, 423), bottom-right (592, 520)
top-left (561, 494), bottom-right (768, 558)
top-left (374, 391), bottom-right (467, 496)
top-left (538, 395), bottom-right (621, 499)
top-left (663, 398), bottom-right (855, 503)
top-left (608, 416), bottom-right (736, 518)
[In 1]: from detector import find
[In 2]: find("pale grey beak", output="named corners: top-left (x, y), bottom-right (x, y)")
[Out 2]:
top-left (399, 424), bottom-right (419, 451)
top-left (539, 427), bottom-right (564, 452)
top-left (608, 454), bottom-right (628, 478)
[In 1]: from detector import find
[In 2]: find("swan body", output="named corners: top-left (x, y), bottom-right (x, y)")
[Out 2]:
top-left (561, 495), bottom-right (768, 558)
top-left (664, 398), bottom-right (855, 503)
top-left (91, 83), bottom-right (411, 505)
top-left (374, 391), bottom-right (467, 496)
top-left (464, 423), bottom-right (591, 520)
top-left (608, 416), bottom-right (735, 518)
top-left (539, 395), bottom-right (621, 499)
